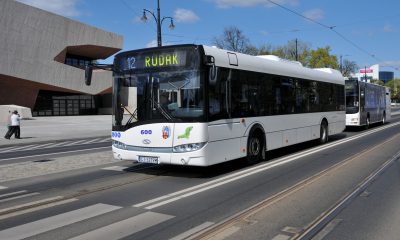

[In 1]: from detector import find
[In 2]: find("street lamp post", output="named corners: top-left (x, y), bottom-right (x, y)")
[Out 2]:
top-left (141, 0), bottom-right (175, 47)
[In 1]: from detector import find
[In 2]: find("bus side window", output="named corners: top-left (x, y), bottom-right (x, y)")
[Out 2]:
top-left (209, 67), bottom-right (229, 121)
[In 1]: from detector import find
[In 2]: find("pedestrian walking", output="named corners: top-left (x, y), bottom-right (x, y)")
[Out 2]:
top-left (7, 110), bottom-right (21, 139)
top-left (4, 111), bottom-right (12, 139)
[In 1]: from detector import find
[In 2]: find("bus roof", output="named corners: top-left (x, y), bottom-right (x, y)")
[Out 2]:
top-left (203, 45), bottom-right (344, 85)
top-left (115, 44), bottom-right (344, 85)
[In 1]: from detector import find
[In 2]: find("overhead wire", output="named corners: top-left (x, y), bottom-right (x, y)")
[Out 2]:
top-left (266, 0), bottom-right (388, 68)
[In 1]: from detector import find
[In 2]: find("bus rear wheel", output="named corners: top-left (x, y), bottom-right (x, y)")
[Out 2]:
top-left (365, 117), bottom-right (370, 129)
top-left (319, 121), bottom-right (328, 144)
top-left (246, 133), bottom-right (264, 164)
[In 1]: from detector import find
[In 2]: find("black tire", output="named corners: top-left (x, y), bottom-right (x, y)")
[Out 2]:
top-left (246, 133), bottom-right (264, 164)
top-left (382, 113), bottom-right (386, 125)
top-left (319, 121), bottom-right (328, 144)
top-left (365, 117), bottom-right (370, 129)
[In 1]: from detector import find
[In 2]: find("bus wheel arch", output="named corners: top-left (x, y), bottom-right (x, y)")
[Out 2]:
top-left (246, 124), bottom-right (266, 164)
top-left (319, 118), bottom-right (329, 144)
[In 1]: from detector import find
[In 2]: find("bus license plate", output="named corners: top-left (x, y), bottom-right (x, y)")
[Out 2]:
top-left (138, 156), bottom-right (158, 164)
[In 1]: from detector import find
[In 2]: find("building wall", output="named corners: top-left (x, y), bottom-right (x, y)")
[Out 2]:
top-left (0, 0), bottom-right (123, 110)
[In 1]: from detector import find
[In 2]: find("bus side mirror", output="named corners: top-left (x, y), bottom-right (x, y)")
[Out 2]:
top-left (205, 55), bottom-right (215, 66)
top-left (85, 65), bottom-right (93, 86)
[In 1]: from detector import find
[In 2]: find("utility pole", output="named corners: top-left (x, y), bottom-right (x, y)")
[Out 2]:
top-left (295, 38), bottom-right (298, 61)
top-left (364, 66), bottom-right (367, 82)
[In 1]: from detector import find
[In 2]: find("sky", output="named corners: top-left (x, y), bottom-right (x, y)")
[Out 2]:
top-left (16, 0), bottom-right (400, 77)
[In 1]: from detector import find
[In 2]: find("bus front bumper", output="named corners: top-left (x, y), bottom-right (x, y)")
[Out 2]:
top-left (112, 146), bottom-right (208, 166)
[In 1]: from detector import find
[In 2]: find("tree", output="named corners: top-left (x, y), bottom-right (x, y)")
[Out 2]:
top-left (370, 79), bottom-right (384, 86)
top-left (385, 79), bottom-right (400, 101)
top-left (307, 46), bottom-right (338, 69)
top-left (271, 39), bottom-right (311, 66)
top-left (341, 59), bottom-right (358, 77)
top-left (213, 26), bottom-right (251, 53)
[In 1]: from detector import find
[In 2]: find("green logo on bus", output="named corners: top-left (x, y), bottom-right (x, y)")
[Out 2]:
top-left (178, 126), bottom-right (193, 139)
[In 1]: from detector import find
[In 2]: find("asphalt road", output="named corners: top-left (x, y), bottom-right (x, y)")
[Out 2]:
top-left (0, 115), bottom-right (399, 240)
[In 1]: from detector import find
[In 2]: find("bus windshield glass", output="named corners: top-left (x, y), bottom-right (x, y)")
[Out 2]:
top-left (112, 70), bottom-right (204, 131)
top-left (345, 80), bottom-right (359, 114)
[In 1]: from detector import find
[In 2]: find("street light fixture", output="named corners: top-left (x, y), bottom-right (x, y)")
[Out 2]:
top-left (141, 0), bottom-right (175, 47)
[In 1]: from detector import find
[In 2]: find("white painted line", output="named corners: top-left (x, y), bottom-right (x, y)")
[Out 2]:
top-left (0, 186), bottom-right (8, 190)
top-left (22, 142), bottom-right (58, 151)
top-left (0, 196), bottom-right (64, 215)
top-left (169, 221), bottom-right (214, 240)
top-left (0, 192), bottom-right (40, 203)
top-left (0, 190), bottom-right (27, 198)
top-left (0, 146), bottom-right (110, 162)
top-left (61, 139), bottom-right (90, 147)
top-left (312, 219), bottom-right (342, 240)
top-left (98, 138), bottom-right (111, 142)
top-left (0, 145), bottom-right (38, 153)
top-left (45, 141), bottom-right (74, 148)
top-left (69, 212), bottom-right (174, 240)
top-left (0, 198), bottom-right (78, 221)
top-left (82, 138), bottom-right (103, 144)
top-left (0, 203), bottom-right (121, 240)
top-left (101, 166), bottom-right (128, 172)
top-left (133, 121), bottom-right (400, 209)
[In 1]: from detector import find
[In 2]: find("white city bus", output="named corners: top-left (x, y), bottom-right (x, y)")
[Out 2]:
top-left (109, 44), bottom-right (345, 166)
top-left (345, 79), bottom-right (391, 128)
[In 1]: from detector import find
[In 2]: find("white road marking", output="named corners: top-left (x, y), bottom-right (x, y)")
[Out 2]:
top-left (21, 142), bottom-right (58, 151)
top-left (69, 211), bottom-right (174, 240)
top-left (169, 221), bottom-right (214, 240)
top-left (0, 192), bottom-right (39, 203)
top-left (0, 196), bottom-right (64, 215)
top-left (0, 186), bottom-right (8, 190)
top-left (0, 197), bottom-right (78, 221)
top-left (133, 121), bottom-right (400, 209)
top-left (83, 138), bottom-right (104, 144)
top-left (0, 203), bottom-right (121, 240)
top-left (61, 140), bottom-right (91, 147)
top-left (0, 145), bottom-right (38, 153)
top-left (311, 219), bottom-right (342, 240)
top-left (0, 146), bottom-right (110, 162)
top-left (101, 166), bottom-right (128, 171)
top-left (0, 190), bottom-right (27, 198)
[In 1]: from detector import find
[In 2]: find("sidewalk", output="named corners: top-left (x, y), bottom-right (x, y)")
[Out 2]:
top-left (0, 115), bottom-right (111, 147)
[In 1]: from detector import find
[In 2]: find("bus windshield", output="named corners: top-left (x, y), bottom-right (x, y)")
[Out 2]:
top-left (345, 80), bottom-right (359, 114)
top-left (112, 70), bottom-right (204, 130)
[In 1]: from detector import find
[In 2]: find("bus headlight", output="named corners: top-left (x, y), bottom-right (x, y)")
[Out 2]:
top-left (351, 118), bottom-right (359, 122)
top-left (113, 140), bottom-right (127, 150)
top-left (173, 142), bottom-right (206, 153)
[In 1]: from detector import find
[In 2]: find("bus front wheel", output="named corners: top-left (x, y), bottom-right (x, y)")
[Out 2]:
top-left (246, 133), bottom-right (264, 164)
top-left (319, 121), bottom-right (328, 144)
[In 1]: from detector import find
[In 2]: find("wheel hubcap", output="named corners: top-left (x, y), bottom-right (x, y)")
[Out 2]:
top-left (250, 138), bottom-right (260, 156)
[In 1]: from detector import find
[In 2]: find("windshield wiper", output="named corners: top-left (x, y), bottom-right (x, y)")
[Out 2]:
top-left (149, 97), bottom-right (175, 121)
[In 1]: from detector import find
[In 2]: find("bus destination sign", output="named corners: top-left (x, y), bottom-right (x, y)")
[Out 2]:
top-left (121, 50), bottom-right (187, 71)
